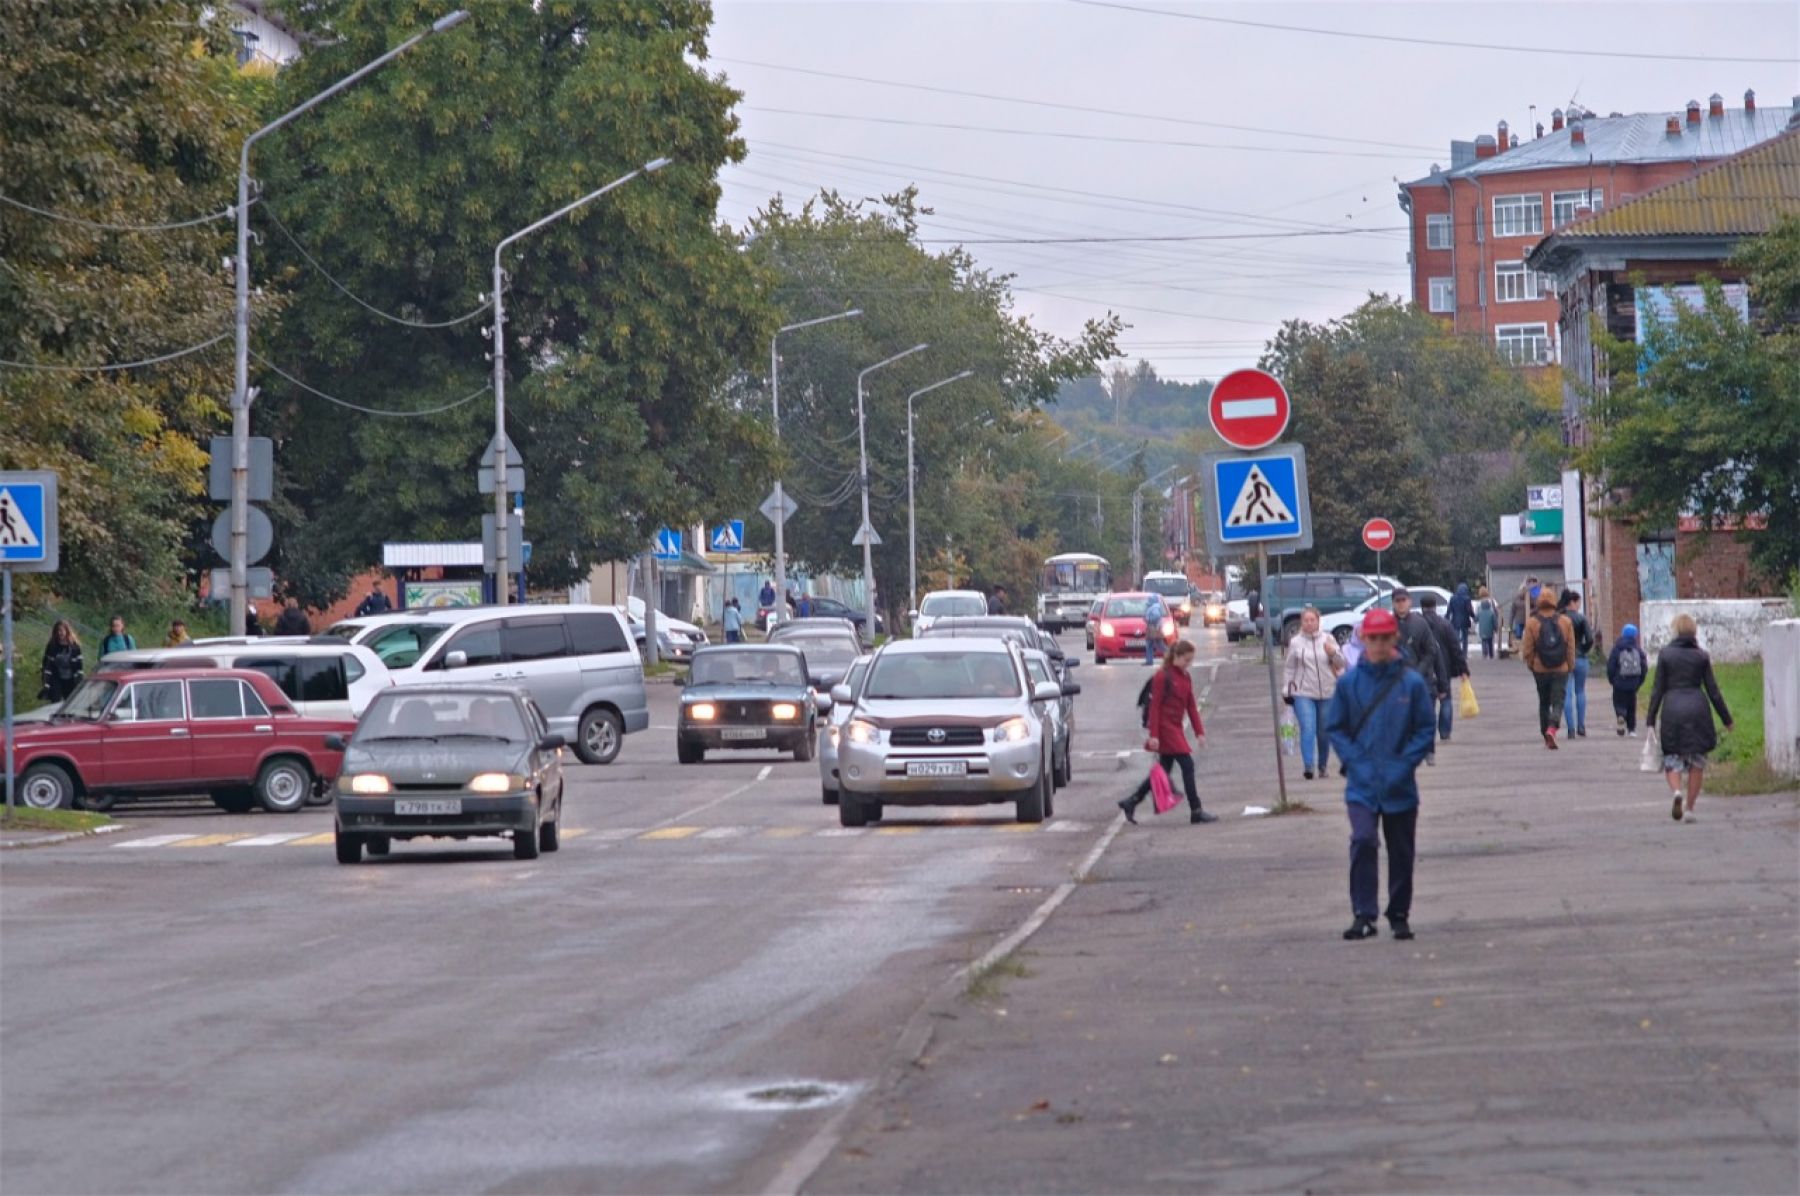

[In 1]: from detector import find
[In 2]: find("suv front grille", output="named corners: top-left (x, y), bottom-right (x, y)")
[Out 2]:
top-left (890, 726), bottom-right (986, 747)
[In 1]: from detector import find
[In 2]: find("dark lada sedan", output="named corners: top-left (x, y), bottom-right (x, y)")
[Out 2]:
top-left (677, 645), bottom-right (829, 764)
top-left (331, 685), bottom-right (565, 864)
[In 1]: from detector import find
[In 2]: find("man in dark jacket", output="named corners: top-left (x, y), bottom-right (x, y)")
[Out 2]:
top-left (273, 597), bottom-right (311, 636)
top-left (987, 585), bottom-right (1008, 616)
top-left (354, 584), bottom-right (392, 618)
top-left (1326, 608), bottom-right (1437, 941)
top-left (1391, 588), bottom-right (1447, 762)
top-left (1419, 593), bottom-right (1469, 745)
top-left (1447, 583), bottom-right (1474, 654)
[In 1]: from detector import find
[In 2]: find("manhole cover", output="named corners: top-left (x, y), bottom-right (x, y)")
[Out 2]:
top-left (727, 1081), bottom-right (853, 1111)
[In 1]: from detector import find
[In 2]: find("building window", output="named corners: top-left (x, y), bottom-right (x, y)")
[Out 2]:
top-left (1494, 261), bottom-right (1548, 303)
top-left (1425, 214), bottom-right (1452, 250)
top-left (1492, 193), bottom-right (1544, 238)
top-left (1495, 323), bottom-right (1553, 365)
top-left (1551, 189), bottom-right (1604, 227)
top-left (231, 28), bottom-right (260, 66)
top-left (1427, 277), bottom-right (1455, 313)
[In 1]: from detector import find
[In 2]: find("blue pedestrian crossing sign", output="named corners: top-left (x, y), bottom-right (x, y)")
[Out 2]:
top-left (1201, 446), bottom-right (1312, 556)
top-left (709, 520), bottom-right (746, 554)
top-left (652, 527), bottom-right (682, 561)
top-left (0, 471), bottom-right (58, 573)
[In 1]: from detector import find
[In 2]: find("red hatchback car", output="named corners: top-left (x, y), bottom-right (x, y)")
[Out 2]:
top-left (1091, 592), bottom-right (1179, 664)
top-left (7, 668), bottom-right (356, 814)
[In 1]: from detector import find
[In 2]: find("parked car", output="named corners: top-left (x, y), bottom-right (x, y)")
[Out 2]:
top-left (1225, 598), bottom-right (1257, 643)
top-left (1142, 571), bottom-right (1196, 625)
top-left (625, 596), bottom-right (708, 662)
top-left (764, 625), bottom-right (864, 691)
top-left (1260, 572), bottom-right (1384, 643)
top-left (6, 668), bottom-right (355, 813)
top-left (324, 610), bottom-right (464, 668)
top-left (100, 641), bottom-right (391, 720)
top-left (909, 589), bottom-right (988, 636)
top-left (1318, 587), bottom-right (1455, 645)
top-left (676, 645), bottom-right (827, 763)
top-left (1022, 647), bottom-right (1079, 789)
top-left (830, 637), bottom-right (1065, 828)
top-left (802, 595), bottom-right (884, 641)
top-left (383, 604), bottom-right (648, 765)
top-left (819, 654), bottom-right (872, 805)
top-left (1092, 593), bottom-right (1178, 664)
top-left (330, 685), bottom-right (565, 864)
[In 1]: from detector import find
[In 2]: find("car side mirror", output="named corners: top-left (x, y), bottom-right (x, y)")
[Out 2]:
top-left (444, 650), bottom-right (468, 669)
top-left (1062, 681), bottom-right (1082, 697)
top-left (1063, 658), bottom-right (1080, 669)
top-left (324, 734), bottom-right (346, 751)
top-left (1032, 681), bottom-right (1062, 703)
top-left (830, 684), bottom-right (853, 704)
top-left (815, 691), bottom-right (833, 713)
top-left (539, 734), bottom-right (566, 752)
top-left (907, 609), bottom-right (919, 622)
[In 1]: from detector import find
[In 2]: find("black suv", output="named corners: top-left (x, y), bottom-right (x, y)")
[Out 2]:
top-left (1261, 572), bottom-right (1381, 642)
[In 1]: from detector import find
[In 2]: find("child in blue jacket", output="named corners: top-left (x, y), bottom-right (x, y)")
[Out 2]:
top-left (1606, 623), bottom-right (1649, 736)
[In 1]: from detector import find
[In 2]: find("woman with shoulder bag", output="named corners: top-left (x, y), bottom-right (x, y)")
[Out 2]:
top-left (1119, 640), bottom-right (1217, 825)
top-left (1283, 605), bottom-right (1346, 780)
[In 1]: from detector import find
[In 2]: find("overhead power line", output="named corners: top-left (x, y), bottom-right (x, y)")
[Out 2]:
top-left (0, 331), bottom-right (230, 372)
top-left (260, 207), bottom-right (492, 329)
top-left (251, 349), bottom-right (490, 416)
top-left (914, 227), bottom-right (1401, 245)
top-left (0, 192), bottom-right (244, 232)
top-left (716, 56), bottom-right (1438, 152)
top-left (1068, 0), bottom-right (1800, 64)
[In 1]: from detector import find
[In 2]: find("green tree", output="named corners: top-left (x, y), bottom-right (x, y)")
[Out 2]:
top-left (253, 0), bottom-right (775, 600)
top-left (0, 1), bottom-right (258, 606)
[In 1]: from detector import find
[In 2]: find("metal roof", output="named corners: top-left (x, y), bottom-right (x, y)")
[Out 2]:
top-left (1405, 100), bottom-right (1798, 185)
top-left (1546, 126), bottom-right (1800, 239)
top-left (383, 543), bottom-right (484, 568)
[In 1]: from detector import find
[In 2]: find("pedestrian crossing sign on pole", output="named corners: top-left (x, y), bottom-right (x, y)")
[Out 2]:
top-left (652, 527), bottom-right (682, 561)
top-left (1201, 446), bottom-right (1312, 556)
top-left (0, 471), bottom-right (57, 572)
top-left (709, 520), bottom-right (746, 553)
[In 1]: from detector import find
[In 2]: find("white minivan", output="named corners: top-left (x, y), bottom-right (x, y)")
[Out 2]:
top-left (100, 642), bottom-right (391, 720)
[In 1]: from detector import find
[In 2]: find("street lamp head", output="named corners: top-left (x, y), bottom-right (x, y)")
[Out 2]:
top-left (643, 156), bottom-right (674, 173)
top-left (432, 10), bottom-right (471, 32)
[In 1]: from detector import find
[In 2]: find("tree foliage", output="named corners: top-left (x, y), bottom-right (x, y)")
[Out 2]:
top-left (0, 1), bottom-right (257, 606)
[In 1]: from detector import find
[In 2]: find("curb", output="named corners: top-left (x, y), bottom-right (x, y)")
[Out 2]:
top-left (0, 823), bottom-right (125, 851)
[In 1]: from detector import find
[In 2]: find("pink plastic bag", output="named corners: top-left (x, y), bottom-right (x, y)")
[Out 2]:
top-left (1148, 761), bottom-right (1179, 815)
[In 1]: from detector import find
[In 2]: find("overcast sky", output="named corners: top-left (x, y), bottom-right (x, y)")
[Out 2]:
top-left (708, 1), bottom-right (1800, 381)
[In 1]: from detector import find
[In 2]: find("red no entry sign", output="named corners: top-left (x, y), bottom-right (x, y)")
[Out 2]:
top-left (1208, 368), bottom-right (1290, 451)
top-left (1362, 518), bottom-right (1396, 552)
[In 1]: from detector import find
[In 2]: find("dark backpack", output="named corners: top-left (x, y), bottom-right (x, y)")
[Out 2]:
top-left (1534, 614), bottom-right (1568, 667)
top-left (1137, 672), bottom-right (1159, 728)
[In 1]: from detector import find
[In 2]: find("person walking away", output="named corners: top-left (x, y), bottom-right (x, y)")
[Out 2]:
top-left (1607, 623), bottom-right (1649, 736)
top-left (1447, 583), bottom-right (1474, 655)
top-left (1520, 589), bottom-right (1575, 749)
top-left (722, 598), bottom-right (743, 644)
top-left (987, 585), bottom-right (1008, 616)
top-left (98, 616), bottom-right (135, 659)
top-left (1391, 588), bottom-right (1447, 763)
top-left (1475, 587), bottom-right (1499, 660)
top-left (39, 620), bottom-right (83, 704)
top-left (1508, 580), bottom-right (1532, 648)
top-left (1283, 605), bottom-right (1346, 780)
top-left (1118, 639), bottom-right (1217, 825)
top-left (1326, 608), bottom-right (1436, 941)
top-left (274, 597), bottom-right (311, 636)
top-left (1419, 593), bottom-right (1469, 746)
top-left (1142, 590), bottom-right (1168, 665)
top-left (354, 583), bottom-right (392, 618)
top-left (1558, 590), bottom-right (1594, 738)
top-left (1646, 613), bottom-right (1733, 823)
top-left (163, 620), bottom-right (191, 647)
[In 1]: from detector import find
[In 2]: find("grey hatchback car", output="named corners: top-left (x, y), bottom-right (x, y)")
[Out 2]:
top-left (331, 685), bottom-right (566, 864)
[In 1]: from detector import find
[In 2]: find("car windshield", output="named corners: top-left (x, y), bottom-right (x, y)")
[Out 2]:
top-left (1144, 577), bottom-right (1187, 596)
top-left (357, 692), bottom-right (527, 743)
top-left (794, 638), bottom-right (860, 667)
top-left (920, 594), bottom-right (985, 617)
top-left (57, 679), bottom-right (117, 721)
top-left (865, 651), bottom-right (1020, 700)
top-left (359, 623), bottom-right (450, 668)
top-left (1105, 597), bottom-right (1150, 617)
top-left (691, 651), bottom-right (805, 686)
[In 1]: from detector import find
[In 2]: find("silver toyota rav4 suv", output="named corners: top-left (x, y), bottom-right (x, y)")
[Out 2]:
top-left (830, 637), bottom-right (1066, 828)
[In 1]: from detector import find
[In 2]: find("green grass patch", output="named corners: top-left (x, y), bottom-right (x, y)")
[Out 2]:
top-left (1643, 660), bottom-right (1792, 794)
top-left (0, 807), bottom-right (113, 834)
top-left (643, 660), bottom-right (681, 678)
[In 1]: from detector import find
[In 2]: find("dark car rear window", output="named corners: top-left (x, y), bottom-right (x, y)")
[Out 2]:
top-left (568, 612), bottom-right (631, 655)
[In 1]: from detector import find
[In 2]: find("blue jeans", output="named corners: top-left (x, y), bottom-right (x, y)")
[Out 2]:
top-left (1292, 696), bottom-right (1329, 773)
top-left (1437, 691), bottom-right (1454, 741)
top-left (1564, 657), bottom-right (1589, 734)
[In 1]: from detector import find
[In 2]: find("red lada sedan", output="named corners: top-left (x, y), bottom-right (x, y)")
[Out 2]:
top-left (1091, 593), bottom-right (1179, 664)
top-left (6, 668), bottom-right (356, 813)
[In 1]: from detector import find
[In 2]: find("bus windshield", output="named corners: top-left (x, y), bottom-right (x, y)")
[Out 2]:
top-left (1040, 557), bottom-right (1111, 594)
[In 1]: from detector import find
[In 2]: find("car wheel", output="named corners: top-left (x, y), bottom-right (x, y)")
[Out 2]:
top-left (676, 738), bottom-right (701, 765)
top-left (19, 762), bottom-right (76, 810)
top-left (822, 785), bottom-right (838, 805)
top-left (1015, 770), bottom-right (1046, 824)
top-left (794, 723), bottom-right (816, 762)
top-left (335, 831), bottom-right (362, 865)
top-left (211, 789), bottom-right (254, 814)
top-left (78, 790), bottom-right (118, 813)
top-left (367, 835), bottom-right (391, 857)
top-left (513, 826), bottom-right (541, 860)
top-left (1332, 625), bottom-right (1353, 645)
top-left (538, 818), bottom-right (560, 853)
top-left (576, 707), bottom-right (624, 765)
top-left (1095, 654), bottom-right (1107, 665)
top-left (838, 794), bottom-right (870, 828)
top-left (255, 757), bottom-right (313, 814)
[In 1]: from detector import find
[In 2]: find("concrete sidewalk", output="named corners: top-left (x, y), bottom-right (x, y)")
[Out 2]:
top-left (808, 652), bottom-right (1800, 1194)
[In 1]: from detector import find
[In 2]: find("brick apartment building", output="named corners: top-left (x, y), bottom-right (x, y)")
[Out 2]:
top-left (1397, 91), bottom-right (1796, 369)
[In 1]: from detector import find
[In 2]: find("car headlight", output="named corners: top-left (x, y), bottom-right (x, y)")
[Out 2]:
top-left (846, 719), bottom-right (883, 745)
top-left (1161, 618), bottom-right (1176, 636)
top-left (1099, 621), bottom-right (1115, 637)
top-left (993, 717), bottom-right (1032, 743)
top-left (344, 774), bottom-right (391, 795)
top-left (771, 702), bottom-right (799, 720)
top-left (826, 726), bottom-right (840, 748)
top-left (468, 773), bottom-right (524, 793)
top-left (687, 701), bottom-right (717, 720)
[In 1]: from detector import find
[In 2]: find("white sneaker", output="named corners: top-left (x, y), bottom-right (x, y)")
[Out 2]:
top-left (1683, 810), bottom-right (1698, 824)
top-left (1628, 730), bottom-right (1639, 738)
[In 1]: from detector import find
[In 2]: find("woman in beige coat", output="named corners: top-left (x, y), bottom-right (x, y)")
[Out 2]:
top-left (1284, 605), bottom-right (1347, 779)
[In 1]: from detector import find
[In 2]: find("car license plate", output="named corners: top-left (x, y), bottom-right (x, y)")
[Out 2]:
top-left (1125, 639), bottom-right (1146, 650)
top-left (394, 799), bottom-right (461, 816)
top-left (906, 760), bottom-right (967, 778)
top-left (721, 728), bottom-right (767, 741)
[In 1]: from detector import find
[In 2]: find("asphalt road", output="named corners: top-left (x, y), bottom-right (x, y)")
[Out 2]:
top-left (0, 624), bottom-right (1239, 1195)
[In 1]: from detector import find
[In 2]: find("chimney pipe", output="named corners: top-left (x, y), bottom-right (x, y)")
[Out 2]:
top-left (1745, 89), bottom-right (1756, 114)
top-left (1709, 93), bottom-right (1724, 118)
top-left (1510, 133), bottom-right (1519, 149)
top-left (1686, 100), bottom-right (1701, 126)
top-left (1551, 107), bottom-right (1565, 131)
top-left (1535, 122), bottom-right (1544, 139)
top-left (1497, 119), bottom-right (1509, 150)
top-left (1666, 114), bottom-right (1682, 136)
top-left (1570, 119), bottom-right (1585, 146)
top-left (1474, 133), bottom-right (1498, 160)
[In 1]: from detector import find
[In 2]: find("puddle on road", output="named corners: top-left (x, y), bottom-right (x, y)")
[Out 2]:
top-left (724, 1081), bottom-right (854, 1112)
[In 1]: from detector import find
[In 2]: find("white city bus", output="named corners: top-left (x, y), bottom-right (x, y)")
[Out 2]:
top-left (1036, 552), bottom-right (1112, 630)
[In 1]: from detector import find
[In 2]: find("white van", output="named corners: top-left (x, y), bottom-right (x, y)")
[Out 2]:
top-left (383, 604), bottom-right (648, 765)
top-left (324, 610), bottom-right (470, 669)
top-left (100, 642), bottom-right (391, 720)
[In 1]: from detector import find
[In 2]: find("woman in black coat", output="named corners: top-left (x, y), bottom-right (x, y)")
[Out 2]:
top-left (39, 619), bottom-right (84, 703)
top-left (1645, 613), bottom-right (1733, 824)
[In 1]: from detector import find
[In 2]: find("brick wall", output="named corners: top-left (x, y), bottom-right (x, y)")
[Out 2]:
top-left (1677, 531), bottom-right (1780, 599)
top-left (1591, 505), bottom-right (1643, 640)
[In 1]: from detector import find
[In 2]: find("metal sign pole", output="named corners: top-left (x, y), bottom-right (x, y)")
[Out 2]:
top-left (4, 568), bottom-right (13, 813)
top-left (1258, 543), bottom-right (1290, 812)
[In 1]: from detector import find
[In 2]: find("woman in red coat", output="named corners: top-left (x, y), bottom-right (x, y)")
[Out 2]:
top-left (1120, 639), bottom-right (1219, 824)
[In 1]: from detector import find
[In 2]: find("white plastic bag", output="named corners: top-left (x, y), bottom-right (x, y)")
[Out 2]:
top-left (1279, 706), bottom-right (1299, 756)
top-left (1639, 728), bottom-right (1661, 773)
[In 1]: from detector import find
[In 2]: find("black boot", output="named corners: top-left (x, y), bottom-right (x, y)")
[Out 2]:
top-left (1190, 807), bottom-right (1218, 824)
top-left (1117, 797), bottom-right (1139, 825)
top-left (1343, 916), bottom-right (1379, 941)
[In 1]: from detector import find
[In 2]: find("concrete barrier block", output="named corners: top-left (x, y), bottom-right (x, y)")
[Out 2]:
top-left (1639, 598), bottom-right (1794, 663)
top-left (1765, 619), bottom-right (1800, 778)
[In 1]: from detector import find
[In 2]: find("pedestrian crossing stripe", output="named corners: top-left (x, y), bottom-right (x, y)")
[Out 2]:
top-left (0, 489), bottom-right (40, 548)
top-left (107, 820), bottom-right (1095, 849)
top-left (1224, 464), bottom-right (1295, 528)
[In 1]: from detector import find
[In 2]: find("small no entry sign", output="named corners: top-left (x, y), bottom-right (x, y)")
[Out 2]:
top-left (1362, 518), bottom-right (1396, 552)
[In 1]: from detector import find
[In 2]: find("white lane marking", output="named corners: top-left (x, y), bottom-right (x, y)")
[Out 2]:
top-left (1220, 396), bottom-right (1278, 419)
top-left (1045, 820), bottom-right (1091, 832)
top-left (114, 835), bottom-right (197, 849)
top-left (228, 832), bottom-right (309, 847)
top-left (757, 764), bottom-right (773, 781)
top-left (815, 827), bottom-right (866, 837)
top-left (645, 771), bottom-right (772, 833)
top-left (698, 826), bottom-right (752, 839)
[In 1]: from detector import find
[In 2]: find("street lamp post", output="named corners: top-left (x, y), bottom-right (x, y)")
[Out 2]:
top-left (489, 157), bottom-right (671, 603)
top-left (1133, 466), bottom-right (1179, 584)
top-left (230, 10), bottom-right (470, 632)
top-left (906, 370), bottom-right (974, 613)
top-left (770, 309), bottom-right (862, 619)
top-left (856, 343), bottom-right (929, 639)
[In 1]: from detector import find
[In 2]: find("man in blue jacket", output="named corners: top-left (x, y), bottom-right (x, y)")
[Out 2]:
top-left (1326, 608), bottom-right (1438, 942)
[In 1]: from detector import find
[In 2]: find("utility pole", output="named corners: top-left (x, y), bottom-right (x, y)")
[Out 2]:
top-left (770, 310), bottom-right (862, 617)
top-left (906, 370), bottom-right (974, 612)
top-left (856, 344), bottom-right (929, 638)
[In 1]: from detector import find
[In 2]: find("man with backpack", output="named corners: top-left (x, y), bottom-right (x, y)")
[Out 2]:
top-left (1325, 608), bottom-right (1436, 942)
top-left (1521, 589), bottom-right (1576, 749)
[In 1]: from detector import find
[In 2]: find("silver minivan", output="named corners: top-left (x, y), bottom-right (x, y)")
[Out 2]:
top-left (386, 605), bottom-right (647, 764)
